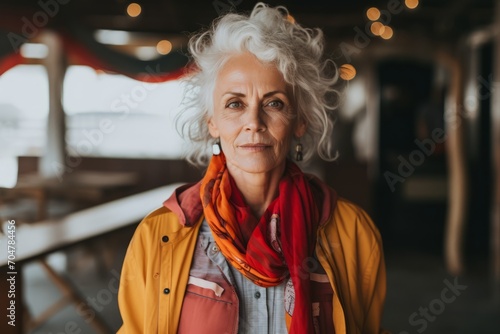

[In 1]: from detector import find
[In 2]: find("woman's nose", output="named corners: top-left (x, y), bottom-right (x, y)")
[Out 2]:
top-left (244, 105), bottom-right (266, 132)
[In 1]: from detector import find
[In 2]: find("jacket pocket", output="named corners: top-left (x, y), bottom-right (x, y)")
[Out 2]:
top-left (187, 276), bottom-right (225, 297)
top-left (177, 276), bottom-right (237, 334)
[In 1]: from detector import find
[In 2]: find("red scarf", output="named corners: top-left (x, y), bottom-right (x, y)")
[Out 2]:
top-left (200, 153), bottom-right (321, 333)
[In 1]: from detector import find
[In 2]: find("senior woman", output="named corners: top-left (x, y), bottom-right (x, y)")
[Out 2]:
top-left (117, 3), bottom-right (386, 333)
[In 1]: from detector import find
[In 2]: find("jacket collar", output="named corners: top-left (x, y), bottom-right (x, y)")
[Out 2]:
top-left (163, 175), bottom-right (336, 228)
top-left (163, 182), bottom-right (203, 227)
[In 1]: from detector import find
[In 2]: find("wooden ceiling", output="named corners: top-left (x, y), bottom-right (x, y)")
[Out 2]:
top-left (0, 0), bottom-right (496, 45)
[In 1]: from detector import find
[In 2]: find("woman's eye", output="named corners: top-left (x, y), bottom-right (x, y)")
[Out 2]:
top-left (226, 101), bottom-right (242, 109)
top-left (266, 100), bottom-right (284, 109)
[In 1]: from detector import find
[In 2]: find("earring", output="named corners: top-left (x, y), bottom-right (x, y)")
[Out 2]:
top-left (212, 139), bottom-right (221, 156)
top-left (295, 141), bottom-right (303, 161)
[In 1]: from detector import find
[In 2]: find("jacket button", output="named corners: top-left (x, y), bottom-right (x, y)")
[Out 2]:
top-left (163, 288), bottom-right (170, 294)
top-left (254, 291), bottom-right (261, 299)
top-left (162, 236), bottom-right (169, 242)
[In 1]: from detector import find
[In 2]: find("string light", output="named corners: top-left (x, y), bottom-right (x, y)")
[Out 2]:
top-left (127, 3), bottom-right (142, 17)
top-left (380, 26), bottom-right (394, 40)
top-left (156, 40), bottom-right (172, 55)
top-left (339, 64), bottom-right (356, 81)
top-left (370, 22), bottom-right (385, 36)
top-left (366, 7), bottom-right (380, 21)
top-left (405, 0), bottom-right (419, 9)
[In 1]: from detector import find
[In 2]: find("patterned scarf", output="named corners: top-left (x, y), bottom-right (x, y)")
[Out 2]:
top-left (200, 153), bottom-right (321, 333)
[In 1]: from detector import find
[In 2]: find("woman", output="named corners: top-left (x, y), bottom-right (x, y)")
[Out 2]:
top-left (118, 3), bottom-right (386, 333)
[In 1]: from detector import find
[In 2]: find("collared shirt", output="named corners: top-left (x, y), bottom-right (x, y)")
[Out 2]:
top-left (198, 219), bottom-right (288, 334)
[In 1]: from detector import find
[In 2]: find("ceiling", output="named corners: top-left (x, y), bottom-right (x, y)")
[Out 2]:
top-left (0, 0), bottom-right (497, 50)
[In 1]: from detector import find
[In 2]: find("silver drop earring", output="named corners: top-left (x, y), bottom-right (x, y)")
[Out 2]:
top-left (295, 140), bottom-right (303, 161)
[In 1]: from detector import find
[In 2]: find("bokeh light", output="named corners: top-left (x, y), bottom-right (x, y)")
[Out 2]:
top-left (156, 40), bottom-right (172, 55)
top-left (380, 26), bottom-right (394, 40)
top-left (370, 22), bottom-right (385, 36)
top-left (405, 0), bottom-right (419, 9)
top-left (339, 64), bottom-right (356, 81)
top-left (127, 3), bottom-right (142, 17)
top-left (366, 7), bottom-right (381, 21)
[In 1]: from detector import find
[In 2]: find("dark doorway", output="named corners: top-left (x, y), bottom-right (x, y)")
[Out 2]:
top-left (375, 59), bottom-right (448, 255)
top-left (466, 41), bottom-right (493, 258)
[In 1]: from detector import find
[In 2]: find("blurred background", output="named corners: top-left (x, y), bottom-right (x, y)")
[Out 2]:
top-left (0, 0), bottom-right (499, 333)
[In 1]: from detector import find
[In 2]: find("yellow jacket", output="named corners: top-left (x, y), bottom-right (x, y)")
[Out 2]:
top-left (117, 183), bottom-right (386, 333)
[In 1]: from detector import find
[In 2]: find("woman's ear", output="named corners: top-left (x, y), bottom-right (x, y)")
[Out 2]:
top-left (294, 118), bottom-right (307, 138)
top-left (208, 116), bottom-right (220, 138)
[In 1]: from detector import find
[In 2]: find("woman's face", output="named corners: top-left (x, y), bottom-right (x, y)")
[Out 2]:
top-left (209, 52), bottom-right (305, 177)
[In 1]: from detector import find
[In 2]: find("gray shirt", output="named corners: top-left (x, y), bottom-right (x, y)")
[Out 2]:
top-left (199, 220), bottom-right (288, 334)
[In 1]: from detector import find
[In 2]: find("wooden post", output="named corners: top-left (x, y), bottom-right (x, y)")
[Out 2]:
top-left (439, 51), bottom-right (468, 276)
top-left (38, 30), bottom-right (66, 180)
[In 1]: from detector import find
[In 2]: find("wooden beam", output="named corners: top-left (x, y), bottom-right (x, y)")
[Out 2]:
top-left (38, 30), bottom-right (66, 179)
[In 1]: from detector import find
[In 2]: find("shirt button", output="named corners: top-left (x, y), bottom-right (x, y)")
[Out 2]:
top-left (162, 236), bottom-right (169, 242)
top-left (254, 291), bottom-right (261, 299)
top-left (153, 273), bottom-right (159, 279)
top-left (163, 288), bottom-right (170, 294)
top-left (212, 245), bottom-right (219, 252)
top-left (200, 235), bottom-right (208, 248)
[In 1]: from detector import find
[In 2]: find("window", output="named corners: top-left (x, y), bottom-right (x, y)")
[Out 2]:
top-left (63, 65), bottom-right (185, 158)
top-left (0, 65), bottom-right (49, 157)
top-left (0, 65), bottom-right (186, 159)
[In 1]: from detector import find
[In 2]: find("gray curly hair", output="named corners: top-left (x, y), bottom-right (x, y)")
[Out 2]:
top-left (176, 2), bottom-right (339, 166)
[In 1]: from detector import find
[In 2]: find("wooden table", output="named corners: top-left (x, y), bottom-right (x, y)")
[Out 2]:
top-left (0, 171), bottom-right (139, 221)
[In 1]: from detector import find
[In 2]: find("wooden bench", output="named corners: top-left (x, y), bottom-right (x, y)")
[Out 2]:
top-left (0, 171), bottom-right (140, 221)
top-left (0, 183), bottom-right (183, 334)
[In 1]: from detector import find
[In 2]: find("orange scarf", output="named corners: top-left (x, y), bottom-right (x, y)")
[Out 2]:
top-left (200, 153), bottom-right (321, 333)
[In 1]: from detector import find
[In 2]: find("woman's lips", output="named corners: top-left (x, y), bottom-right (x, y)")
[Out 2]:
top-left (239, 143), bottom-right (271, 151)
